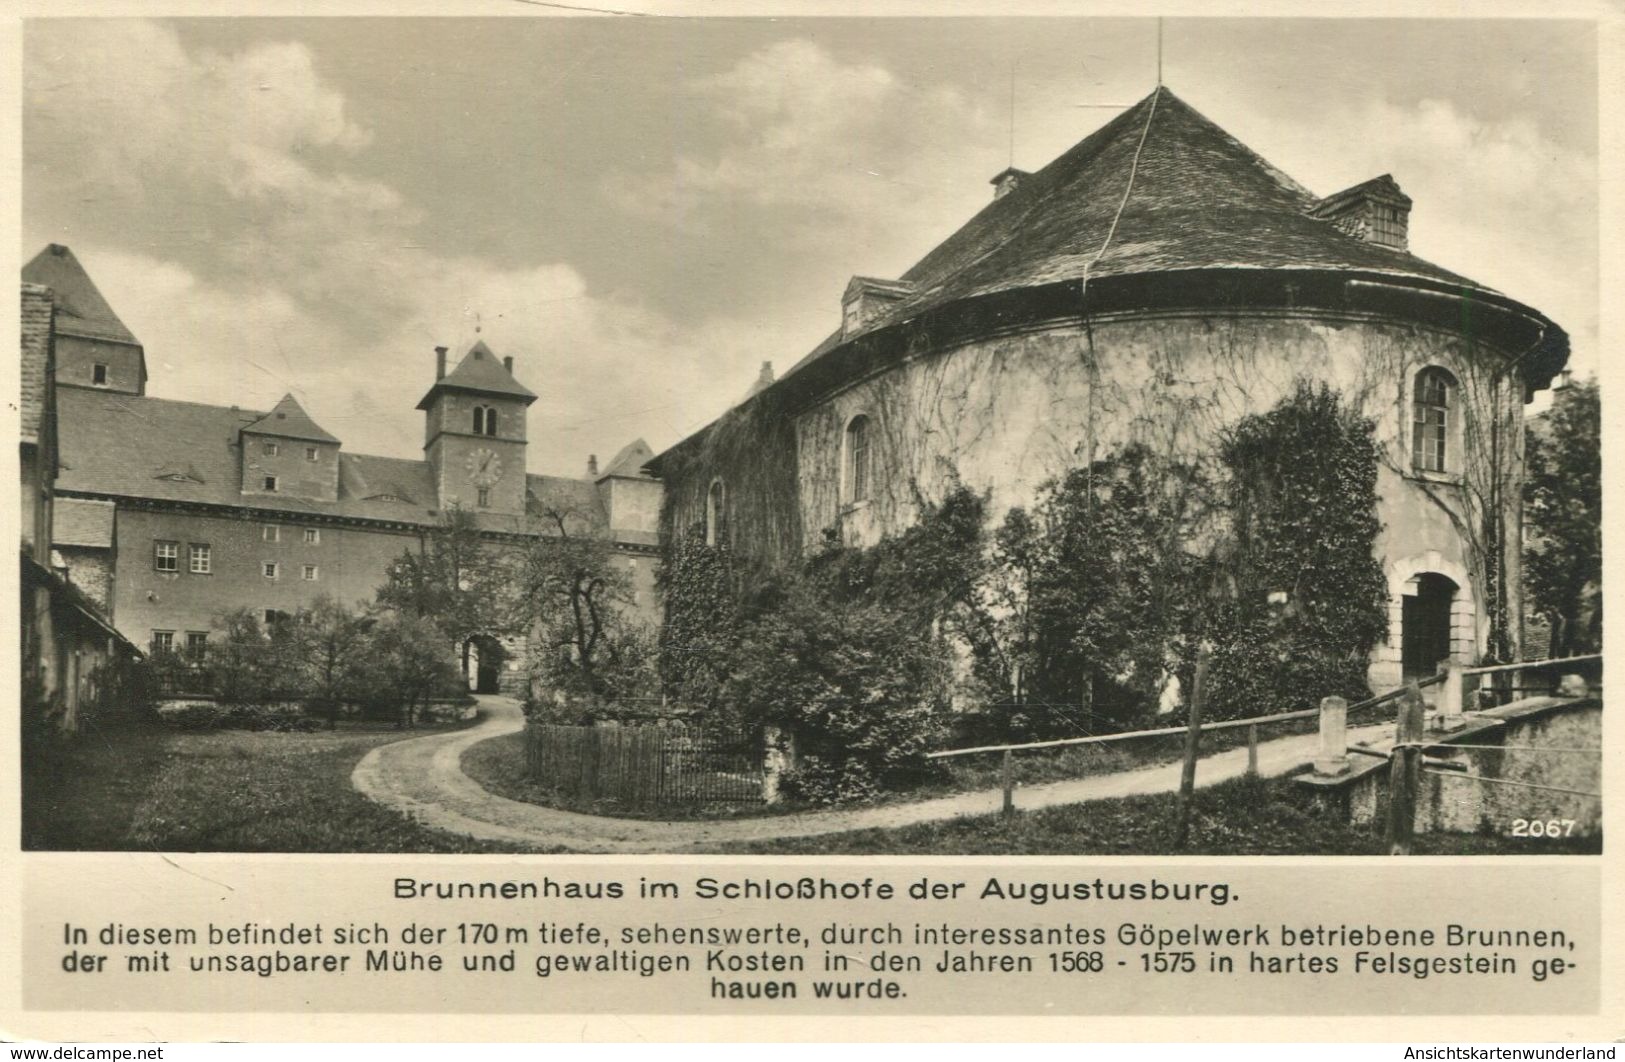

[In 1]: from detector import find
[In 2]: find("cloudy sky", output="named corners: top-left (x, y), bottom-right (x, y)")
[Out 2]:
top-left (23, 16), bottom-right (1597, 476)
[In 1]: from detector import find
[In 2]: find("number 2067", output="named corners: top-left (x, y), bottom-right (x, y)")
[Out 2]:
top-left (1511, 818), bottom-right (1576, 837)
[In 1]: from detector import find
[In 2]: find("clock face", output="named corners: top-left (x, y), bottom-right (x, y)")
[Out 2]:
top-left (466, 447), bottom-right (503, 486)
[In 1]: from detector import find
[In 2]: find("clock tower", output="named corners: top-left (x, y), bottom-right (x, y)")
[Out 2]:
top-left (418, 340), bottom-right (537, 516)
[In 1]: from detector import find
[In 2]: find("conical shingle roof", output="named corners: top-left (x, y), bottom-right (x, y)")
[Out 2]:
top-left (242, 393), bottom-right (341, 444)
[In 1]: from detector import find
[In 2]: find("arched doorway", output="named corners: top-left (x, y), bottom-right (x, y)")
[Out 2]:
top-left (462, 635), bottom-right (506, 694)
top-left (1402, 573), bottom-right (1457, 682)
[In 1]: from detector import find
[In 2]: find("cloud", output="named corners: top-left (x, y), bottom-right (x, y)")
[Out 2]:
top-left (25, 19), bottom-right (772, 473)
top-left (606, 39), bottom-right (999, 263)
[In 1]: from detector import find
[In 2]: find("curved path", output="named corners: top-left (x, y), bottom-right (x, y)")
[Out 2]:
top-left (354, 695), bottom-right (1389, 853)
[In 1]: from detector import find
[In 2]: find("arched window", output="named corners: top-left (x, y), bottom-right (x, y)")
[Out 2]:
top-left (706, 478), bottom-right (728, 547)
top-left (844, 414), bottom-right (872, 504)
top-left (484, 408), bottom-right (498, 436)
top-left (1412, 367), bottom-right (1456, 473)
top-left (471, 406), bottom-right (486, 434)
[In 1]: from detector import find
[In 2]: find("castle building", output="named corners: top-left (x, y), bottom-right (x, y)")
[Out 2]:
top-left (23, 244), bottom-right (661, 694)
top-left (651, 87), bottom-right (1569, 690)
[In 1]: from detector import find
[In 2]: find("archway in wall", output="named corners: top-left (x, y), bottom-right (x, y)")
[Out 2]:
top-left (1402, 573), bottom-right (1457, 682)
top-left (461, 635), bottom-right (506, 695)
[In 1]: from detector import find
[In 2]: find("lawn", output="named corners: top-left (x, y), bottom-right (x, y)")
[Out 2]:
top-left (21, 720), bottom-right (547, 853)
top-left (720, 774), bottom-right (1604, 856)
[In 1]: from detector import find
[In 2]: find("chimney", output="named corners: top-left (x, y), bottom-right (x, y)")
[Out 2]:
top-left (587, 454), bottom-right (598, 477)
top-left (434, 346), bottom-right (448, 380)
top-left (745, 360), bottom-right (775, 400)
top-left (989, 167), bottom-right (1029, 200)
top-left (1309, 174), bottom-right (1411, 252)
top-left (503, 355), bottom-right (514, 374)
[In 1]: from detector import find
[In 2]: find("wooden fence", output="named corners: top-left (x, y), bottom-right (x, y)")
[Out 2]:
top-left (525, 722), bottom-right (765, 805)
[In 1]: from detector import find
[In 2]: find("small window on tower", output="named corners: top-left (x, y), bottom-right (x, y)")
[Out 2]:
top-left (263, 524), bottom-right (280, 543)
top-left (263, 475), bottom-right (279, 492)
top-left (485, 409), bottom-right (498, 436)
top-left (303, 528), bottom-right (320, 545)
top-left (92, 363), bottom-right (108, 386)
top-left (263, 561), bottom-right (279, 580)
top-left (264, 442), bottom-right (279, 457)
top-left (305, 446), bottom-right (319, 462)
top-left (302, 564), bottom-right (319, 582)
top-left (477, 487), bottom-right (491, 508)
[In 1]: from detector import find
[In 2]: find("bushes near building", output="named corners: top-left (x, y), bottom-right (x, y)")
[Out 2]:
top-left (658, 382), bottom-right (1393, 801)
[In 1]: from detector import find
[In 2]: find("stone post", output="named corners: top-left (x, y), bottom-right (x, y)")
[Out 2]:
top-left (760, 727), bottom-right (792, 805)
top-left (1315, 695), bottom-right (1349, 776)
top-left (1558, 673), bottom-right (1589, 698)
top-left (1437, 662), bottom-right (1466, 732)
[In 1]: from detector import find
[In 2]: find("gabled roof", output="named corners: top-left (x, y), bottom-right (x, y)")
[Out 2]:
top-left (21, 244), bottom-right (141, 346)
top-left (20, 283), bottom-right (53, 446)
top-left (242, 393), bottom-right (341, 444)
top-left (50, 389), bottom-right (649, 547)
top-left (599, 438), bottom-right (654, 479)
top-left (416, 340), bottom-right (538, 409)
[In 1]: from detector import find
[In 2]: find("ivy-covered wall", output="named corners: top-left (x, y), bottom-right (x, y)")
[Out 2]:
top-left (656, 298), bottom-right (1534, 692)
top-left (772, 310), bottom-right (1526, 686)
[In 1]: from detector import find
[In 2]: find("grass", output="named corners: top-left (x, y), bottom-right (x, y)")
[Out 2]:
top-left (461, 731), bottom-right (788, 820)
top-left (22, 719), bottom-right (550, 853)
top-left (721, 773), bottom-right (1604, 856)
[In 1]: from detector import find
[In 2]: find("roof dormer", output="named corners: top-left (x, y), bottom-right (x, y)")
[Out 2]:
top-left (240, 394), bottom-right (341, 502)
top-left (842, 276), bottom-right (915, 340)
top-left (1310, 174), bottom-right (1412, 251)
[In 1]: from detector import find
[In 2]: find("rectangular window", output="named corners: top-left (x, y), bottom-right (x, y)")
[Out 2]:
top-left (477, 487), bottom-right (491, 508)
top-left (188, 543), bottom-right (211, 575)
top-left (92, 363), bottom-right (108, 386)
top-left (154, 540), bottom-right (179, 572)
top-left (264, 609), bottom-right (289, 627)
top-left (263, 561), bottom-right (279, 580)
top-left (263, 524), bottom-right (280, 543)
top-left (302, 564), bottom-right (319, 582)
top-left (151, 631), bottom-right (175, 653)
top-left (185, 631), bottom-right (208, 659)
top-left (305, 446), bottom-right (319, 462)
top-left (303, 527), bottom-right (320, 544)
top-left (263, 441), bottom-right (279, 457)
top-left (263, 475), bottom-right (278, 492)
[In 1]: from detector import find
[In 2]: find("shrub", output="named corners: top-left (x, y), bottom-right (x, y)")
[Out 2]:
top-left (164, 704), bottom-right (221, 731)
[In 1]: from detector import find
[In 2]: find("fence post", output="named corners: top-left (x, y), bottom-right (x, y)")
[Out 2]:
top-left (1385, 682), bottom-right (1426, 856)
top-left (1000, 750), bottom-right (1015, 819)
top-left (1172, 644), bottom-right (1210, 849)
top-left (1246, 724), bottom-right (1259, 778)
top-left (1438, 662), bottom-right (1466, 732)
top-left (1314, 695), bottom-right (1349, 776)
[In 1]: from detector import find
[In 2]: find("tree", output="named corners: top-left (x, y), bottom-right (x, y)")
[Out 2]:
top-left (353, 612), bottom-right (461, 728)
top-left (206, 608), bottom-right (305, 705)
top-left (521, 506), bottom-right (643, 708)
top-left (375, 506), bottom-right (518, 656)
top-left (290, 597), bottom-right (372, 728)
top-left (1524, 377), bottom-right (1601, 656)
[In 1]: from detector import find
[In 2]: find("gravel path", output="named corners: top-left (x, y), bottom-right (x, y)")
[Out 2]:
top-left (352, 695), bottom-right (1388, 853)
